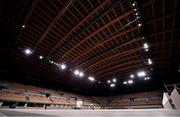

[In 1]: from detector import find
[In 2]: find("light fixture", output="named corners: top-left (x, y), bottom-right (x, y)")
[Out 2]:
top-left (135, 13), bottom-right (138, 16)
top-left (130, 74), bottom-right (134, 78)
top-left (123, 81), bottom-right (127, 85)
top-left (145, 49), bottom-right (149, 52)
top-left (144, 77), bottom-right (150, 80)
top-left (22, 25), bottom-right (25, 28)
top-left (79, 72), bottom-right (84, 77)
top-left (74, 70), bottom-right (79, 75)
top-left (134, 8), bottom-right (137, 11)
top-left (107, 80), bottom-right (111, 84)
top-left (148, 58), bottom-right (152, 65)
top-left (88, 76), bottom-right (95, 82)
top-left (39, 56), bottom-right (43, 59)
top-left (24, 48), bottom-right (32, 55)
top-left (128, 80), bottom-right (134, 84)
top-left (112, 78), bottom-right (117, 83)
top-left (60, 63), bottom-right (66, 70)
top-left (110, 84), bottom-right (115, 87)
top-left (132, 3), bottom-right (135, 6)
top-left (138, 23), bottom-right (142, 27)
top-left (144, 43), bottom-right (149, 49)
top-left (137, 71), bottom-right (146, 77)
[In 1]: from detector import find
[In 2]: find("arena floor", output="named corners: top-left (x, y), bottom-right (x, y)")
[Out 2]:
top-left (0, 109), bottom-right (180, 117)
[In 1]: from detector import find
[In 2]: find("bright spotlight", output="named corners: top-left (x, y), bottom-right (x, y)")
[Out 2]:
top-left (132, 3), bottom-right (135, 6)
top-left (79, 72), bottom-right (84, 77)
top-left (147, 77), bottom-right (150, 80)
top-left (145, 49), bottom-right (149, 52)
top-left (137, 71), bottom-right (146, 77)
top-left (144, 43), bottom-right (149, 49)
top-left (39, 56), bottom-right (43, 59)
top-left (88, 76), bottom-right (95, 82)
top-left (128, 80), bottom-right (134, 84)
top-left (24, 48), bottom-right (32, 55)
top-left (110, 84), bottom-right (115, 87)
top-left (123, 81), bottom-right (127, 85)
top-left (107, 80), bottom-right (111, 84)
top-left (74, 70), bottom-right (79, 75)
top-left (112, 78), bottom-right (117, 83)
top-left (60, 63), bottom-right (66, 70)
top-left (22, 25), bottom-right (25, 28)
top-left (135, 13), bottom-right (138, 16)
top-left (138, 23), bottom-right (142, 27)
top-left (148, 58), bottom-right (152, 65)
top-left (134, 8), bottom-right (137, 11)
top-left (130, 74), bottom-right (134, 78)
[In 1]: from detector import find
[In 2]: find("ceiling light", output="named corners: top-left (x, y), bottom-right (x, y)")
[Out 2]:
top-left (145, 49), bottom-right (149, 52)
top-left (24, 48), bottom-right (32, 55)
top-left (148, 58), bottom-right (152, 65)
top-left (39, 56), bottom-right (43, 59)
top-left (107, 80), bottom-right (111, 84)
top-left (60, 63), bottom-right (66, 70)
top-left (130, 74), bottom-right (134, 78)
top-left (74, 70), bottom-right (79, 75)
top-left (128, 80), bottom-right (134, 84)
top-left (144, 43), bottom-right (149, 49)
top-left (110, 84), bottom-right (115, 87)
top-left (132, 3), bottom-right (135, 6)
top-left (138, 23), bottom-right (142, 27)
top-left (112, 78), bottom-right (117, 83)
top-left (79, 72), bottom-right (84, 77)
top-left (22, 25), bottom-right (25, 28)
top-left (137, 71), bottom-right (146, 77)
top-left (144, 77), bottom-right (150, 80)
top-left (88, 76), bottom-right (95, 82)
top-left (123, 81), bottom-right (127, 85)
top-left (134, 8), bottom-right (137, 11)
top-left (135, 13), bottom-right (138, 16)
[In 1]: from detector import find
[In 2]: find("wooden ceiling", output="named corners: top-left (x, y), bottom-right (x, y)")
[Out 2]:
top-left (0, 0), bottom-right (179, 91)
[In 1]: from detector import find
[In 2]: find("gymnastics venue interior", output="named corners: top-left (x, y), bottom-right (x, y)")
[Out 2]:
top-left (0, 0), bottom-right (180, 116)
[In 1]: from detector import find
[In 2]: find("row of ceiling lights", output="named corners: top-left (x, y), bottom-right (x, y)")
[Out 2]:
top-left (23, 48), bottom-right (95, 82)
top-left (133, 1), bottom-right (142, 27)
top-left (106, 1), bottom-right (153, 88)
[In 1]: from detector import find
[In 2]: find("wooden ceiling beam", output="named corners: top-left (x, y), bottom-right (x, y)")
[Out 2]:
top-left (61, 11), bottom-right (133, 59)
top-left (47, 0), bottom-right (111, 57)
top-left (71, 23), bottom-right (138, 64)
top-left (32, 0), bottom-right (73, 50)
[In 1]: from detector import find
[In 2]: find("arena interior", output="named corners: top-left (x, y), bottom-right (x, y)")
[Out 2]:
top-left (0, 0), bottom-right (180, 116)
